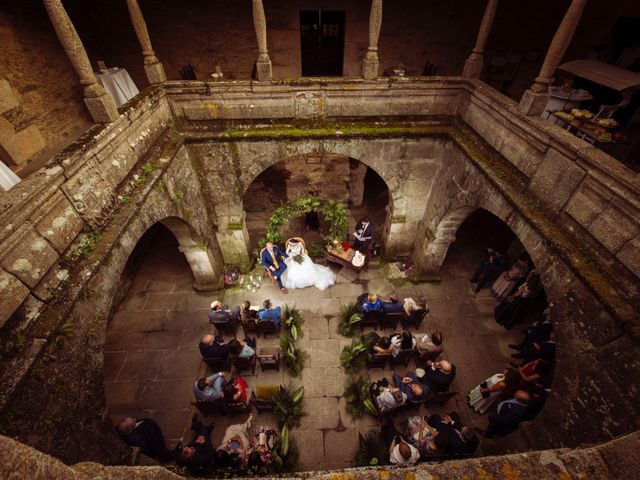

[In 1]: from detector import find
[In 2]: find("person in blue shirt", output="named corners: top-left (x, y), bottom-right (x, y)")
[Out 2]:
top-left (194, 372), bottom-right (227, 402)
top-left (258, 299), bottom-right (282, 328)
top-left (361, 293), bottom-right (383, 313)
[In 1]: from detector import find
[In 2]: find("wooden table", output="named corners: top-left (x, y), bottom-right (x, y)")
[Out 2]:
top-left (550, 112), bottom-right (622, 144)
top-left (325, 247), bottom-right (368, 271)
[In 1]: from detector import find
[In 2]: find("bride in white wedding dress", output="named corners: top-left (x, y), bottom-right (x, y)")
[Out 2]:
top-left (281, 237), bottom-right (336, 291)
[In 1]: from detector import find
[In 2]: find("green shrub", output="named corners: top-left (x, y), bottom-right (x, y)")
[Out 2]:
top-left (337, 302), bottom-right (362, 337)
top-left (340, 339), bottom-right (368, 373)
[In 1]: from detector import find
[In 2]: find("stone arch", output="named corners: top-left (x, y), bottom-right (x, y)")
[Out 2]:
top-left (157, 216), bottom-right (222, 291)
top-left (230, 139), bottom-right (406, 257)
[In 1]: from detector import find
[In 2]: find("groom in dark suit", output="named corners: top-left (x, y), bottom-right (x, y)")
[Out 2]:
top-left (261, 241), bottom-right (289, 294)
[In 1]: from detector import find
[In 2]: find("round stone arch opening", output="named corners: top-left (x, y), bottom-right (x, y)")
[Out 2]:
top-left (240, 148), bottom-right (395, 256)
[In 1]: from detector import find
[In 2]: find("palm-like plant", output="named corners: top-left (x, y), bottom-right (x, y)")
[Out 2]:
top-left (279, 333), bottom-right (307, 377)
top-left (340, 339), bottom-right (368, 373)
top-left (272, 383), bottom-right (305, 456)
top-left (282, 304), bottom-right (304, 341)
top-left (338, 302), bottom-right (363, 337)
top-left (343, 375), bottom-right (379, 419)
top-left (354, 431), bottom-right (390, 467)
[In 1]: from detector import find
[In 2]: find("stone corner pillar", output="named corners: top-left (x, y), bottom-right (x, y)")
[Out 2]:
top-left (362, 0), bottom-right (383, 80)
top-left (411, 230), bottom-right (456, 283)
top-left (126, 0), bottom-right (167, 84)
top-left (462, 0), bottom-right (499, 79)
top-left (519, 0), bottom-right (588, 116)
top-left (43, 0), bottom-right (118, 123)
top-left (252, 0), bottom-right (273, 82)
top-left (178, 245), bottom-right (224, 291)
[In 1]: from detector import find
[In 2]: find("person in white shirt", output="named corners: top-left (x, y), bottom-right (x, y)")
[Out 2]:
top-left (382, 421), bottom-right (420, 465)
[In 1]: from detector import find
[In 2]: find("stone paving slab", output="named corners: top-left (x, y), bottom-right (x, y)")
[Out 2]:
top-left (308, 317), bottom-right (330, 340)
top-left (309, 339), bottom-right (340, 368)
top-left (118, 351), bottom-right (167, 381)
top-left (140, 379), bottom-right (194, 410)
top-left (105, 381), bottom-right (146, 410)
top-left (292, 429), bottom-right (324, 471)
top-left (299, 397), bottom-right (340, 430)
top-left (324, 428), bottom-right (359, 463)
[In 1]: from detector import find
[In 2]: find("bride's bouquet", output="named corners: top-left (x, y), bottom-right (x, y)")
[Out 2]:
top-left (293, 253), bottom-right (305, 264)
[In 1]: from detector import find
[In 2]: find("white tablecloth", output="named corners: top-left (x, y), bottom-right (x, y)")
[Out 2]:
top-left (95, 68), bottom-right (140, 107)
top-left (0, 161), bottom-right (21, 191)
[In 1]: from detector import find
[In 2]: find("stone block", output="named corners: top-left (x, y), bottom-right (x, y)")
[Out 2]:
top-left (292, 429), bottom-right (324, 471)
top-left (35, 192), bottom-right (85, 254)
top-left (0, 116), bottom-right (15, 137)
top-left (617, 236), bottom-right (640, 278)
top-left (0, 78), bottom-right (19, 114)
top-left (528, 149), bottom-right (586, 213)
top-left (1, 228), bottom-right (59, 288)
top-left (324, 429), bottom-right (358, 463)
top-left (0, 269), bottom-right (30, 328)
top-left (588, 207), bottom-right (639, 254)
top-left (564, 182), bottom-right (609, 228)
top-left (0, 125), bottom-right (46, 165)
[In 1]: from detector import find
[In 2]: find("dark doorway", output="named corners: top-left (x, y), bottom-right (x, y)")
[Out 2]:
top-left (300, 10), bottom-right (345, 76)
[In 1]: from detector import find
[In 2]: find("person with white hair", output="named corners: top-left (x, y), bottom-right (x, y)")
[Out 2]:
top-left (207, 300), bottom-right (240, 324)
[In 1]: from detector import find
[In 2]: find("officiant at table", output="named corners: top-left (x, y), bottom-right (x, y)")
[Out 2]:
top-left (352, 216), bottom-right (373, 252)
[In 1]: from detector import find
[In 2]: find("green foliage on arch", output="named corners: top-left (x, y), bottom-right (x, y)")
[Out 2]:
top-left (264, 195), bottom-right (348, 246)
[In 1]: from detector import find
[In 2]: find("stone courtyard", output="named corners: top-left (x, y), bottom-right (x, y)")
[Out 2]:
top-left (104, 225), bottom-right (530, 471)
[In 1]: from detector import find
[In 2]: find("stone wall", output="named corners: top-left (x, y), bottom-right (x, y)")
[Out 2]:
top-left (0, 78), bottom-right (639, 463)
top-left (2, 429), bottom-right (640, 480)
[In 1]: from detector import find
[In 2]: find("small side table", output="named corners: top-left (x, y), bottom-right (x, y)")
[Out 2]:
top-left (257, 347), bottom-right (280, 372)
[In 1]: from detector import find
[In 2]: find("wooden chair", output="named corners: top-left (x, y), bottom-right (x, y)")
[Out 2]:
top-left (211, 317), bottom-right (238, 337)
top-left (401, 309), bottom-right (428, 330)
top-left (361, 309), bottom-right (382, 330)
top-left (241, 319), bottom-right (259, 337)
top-left (422, 391), bottom-right (458, 408)
top-left (226, 391), bottom-right (252, 415)
top-left (257, 319), bottom-right (280, 338)
top-left (251, 385), bottom-right (280, 413)
top-left (257, 347), bottom-right (280, 371)
top-left (192, 399), bottom-right (226, 417)
top-left (380, 311), bottom-right (403, 330)
top-left (231, 354), bottom-right (257, 375)
top-left (366, 353), bottom-right (390, 370)
top-left (203, 355), bottom-right (231, 373)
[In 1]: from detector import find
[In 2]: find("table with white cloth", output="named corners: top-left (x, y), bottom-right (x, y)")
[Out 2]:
top-left (95, 68), bottom-right (140, 107)
top-left (0, 161), bottom-right (21, 191)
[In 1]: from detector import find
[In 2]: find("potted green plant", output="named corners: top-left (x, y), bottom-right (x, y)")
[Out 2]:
top-left (343, 375), bottom-right (379, 419)
top-left (272, 383), bottom-right (305, 456)
top-left (340, 339), bottom-right (368, 373)
top-left (279, 333), bottom-right (307, 377)
top-left (337, 302), bottom-right (363, 337)
top-left (282, 304), bottom-right (304, 341)
top-left (354, 431), bottom-right (390, 467)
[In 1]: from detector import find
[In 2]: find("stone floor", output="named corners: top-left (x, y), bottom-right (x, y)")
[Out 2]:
top-left (104, 230), bottom-right (538, 471)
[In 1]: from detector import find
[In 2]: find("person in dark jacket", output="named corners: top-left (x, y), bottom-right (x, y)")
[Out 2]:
top-left (427, 412), bottom-right (479, 455)
top-left (117, 417), bottom-right (173, 461)
top-left (421, 360), bottom-right (456, 393)
top-left (199, 334), bottom-right (229, 359)
top-left (176, 415), bottom-right (215, 469)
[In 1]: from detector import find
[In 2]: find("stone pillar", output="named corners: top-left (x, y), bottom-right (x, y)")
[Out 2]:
top-left (462, 0), bottom-right (499, 79)
top-left (179, 246), bottom-right (224, 291)
top-left (519, 0), bottom-right (588, 115)
top-left (126, 0), bottom-right (167, 84)
top-left (252, 0), bottom-right (272, 82)
top-left (412, 229), bottom-right (457, 281)
top-left (362, 0), bottom-right (383, 80)
top-left (43, 0), bottom-right (118, 123)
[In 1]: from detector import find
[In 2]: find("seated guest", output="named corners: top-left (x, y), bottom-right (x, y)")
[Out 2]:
top-left (405, 415), bottom-right (448, 457)
top-left (403, 295), bottom-right (429, 316)
top-left (372, 335), bottom-right (394, 355)
top-left (495, 270), bottom-right (542, 329)
top-left (470, 247), bottom-right (507, 292)
top-left (239, 300), bottom-right (258, 325)
top-left (416, 332), bottom-right (444, 360)
top-left (361, 293), bottom-right (383, 313)
top-left (213, 449), bottom-right (242, 470)
top-left (381, 420), bottom-right (420, 465)
top-left (194, 372), bottom-right (227, 402)
top-left (392, 370), bottom-right (428, 403)
top-left (199, 334), bottom-right (229, 360)
top-left (427, 412), bottom-right (479, 455)
top-left (512, 332), bottom-right (556, 363)
top-left (223, 376), bottom-right (249, 405)
top-left (509, 305), bottom-right (554, 352)
top-left (228, 338), bottom-right (256, 360)
top-left (420, 360), bottom-right (456, 393)
top-left (392, 331), bottom-right (416, 355)
top-left (217, 413), bottom-right (253, 459)
top-left (208, 300), bottom-right (240, 324)
top-left (376, 386), bottom-right (407, 413)
top-left (176, 414), bottom-right (215, 468)
top-left (476, 390), bottom-right (532, 438)
top-left (516, 358), bottom-right (552, 386)
top-left (246, 426), bottom-right (278, 473)
top-left (383, 293), bottom-right (404, 315)
top-left (117, 417), bottom-right (173, 461)
top-left (258, 299), bottom-right (282, 328)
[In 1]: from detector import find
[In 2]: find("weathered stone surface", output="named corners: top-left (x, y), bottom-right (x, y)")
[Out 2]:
top-left (0, 78), bottom-right (19, 114)
top-left (0, 268), bottom-right (29, 328)
top-left (1, 227), bottom-right (59, 288)
top-left (528, 149), bottom-right (586, 213)
top-left (0, 124), bottom-right (46, 165)
top-left (617, 236), bottom-right (640, 278)
top-left (588, 207), bottom-right (639, 253)
top-left (35, 192), bottom-right (85, 254)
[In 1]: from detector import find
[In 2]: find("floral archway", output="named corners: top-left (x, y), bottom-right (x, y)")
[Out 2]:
top-left (263, 195), bottom-right (348, 247)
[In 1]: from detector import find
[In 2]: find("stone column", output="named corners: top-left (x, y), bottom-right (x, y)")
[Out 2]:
top-left (362, 0), bottom-right (383, 80)
top-left (519, 0), bottom-right (588, 115)
top-left (412, 229), bottom-right (457, 281)
top-left (252, 0), bottom-right (272, 82)
top-left (179, 246), bottom-right (224, 291)
top-left (462, 0), bottom-right (499, 79)
top-left (126, 0), bottom-right (167, 84)
top-left (43, 0), bottom-right (118, 123)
